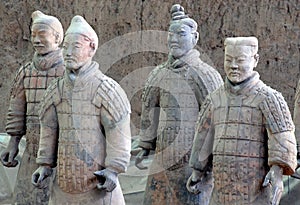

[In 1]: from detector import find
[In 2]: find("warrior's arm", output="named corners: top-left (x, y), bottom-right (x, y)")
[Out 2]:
top-left (36, 80), bottom-right (60, 167)
top-left (6, 65), bottom-right (28, 137)
top-left (36, 104), bottom-right (59, 167)
top-left (260, 90), bottom-right (297, 175)
top-left (189, 96), bottom-right (214, 172)
top-left (138, 97), bottom-right (160, 150)
top-left (101, 109), bottom-right (131, 174)
top-left (138, 69), bottom-right (161, 150)
top-left (1, 66), bottom-right (27, 167)
top-left (94, 78), bottom-right (132, 174)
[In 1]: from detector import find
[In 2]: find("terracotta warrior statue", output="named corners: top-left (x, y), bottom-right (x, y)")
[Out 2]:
top-left (187, 36), bottom-right (297, 205)
top-left (135, 4), bottom-right (223, 205)
top-left (31, 15), bottom-right (131, 205)
top-left (0, 11), bottom-right (64, 204)
top-left (293, 71), bottom-right (300, 177)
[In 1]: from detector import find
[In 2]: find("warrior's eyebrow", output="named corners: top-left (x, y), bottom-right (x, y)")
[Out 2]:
top-left (225, 54), bottom-right (233, 58)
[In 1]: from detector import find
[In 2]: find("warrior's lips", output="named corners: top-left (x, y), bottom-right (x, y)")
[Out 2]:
top-left (170, 44), bottom-right (180, 49)
top-left (65, 58), bottom-right (76, 62)
top-left (33, 45), bottom-right (44, 48)
top-left (230, 72), bottom-right (240, 76)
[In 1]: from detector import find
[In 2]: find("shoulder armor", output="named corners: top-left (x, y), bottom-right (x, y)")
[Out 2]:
top-left (142, 65), bottom-right (164, 103)
top-left (9, 62), bottom-right (31, 97)
top-left (259, 86), bottom-right (294, 133)
top-left (92, 76), bottom-right (131, 123)
top-left (192, 61), bottom-right (223, 91)
top-left (39, 77), bottom-right (62, 118)
top-left (189, 61), bottom-right (223, 104)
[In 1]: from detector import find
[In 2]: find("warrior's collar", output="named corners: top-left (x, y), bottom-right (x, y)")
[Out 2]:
top-left (167, 49), bottom-right (200, 71)
top-left (225, 71), bottom-right (261, 95)
top-left (32, 49), bottom-right (63, 71)
top-left (65, 61), bottom-right (100, 86)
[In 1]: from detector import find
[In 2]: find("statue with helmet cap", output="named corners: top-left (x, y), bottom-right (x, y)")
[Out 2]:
top-left (0, 10), bottom-right (64, 205)
top-left (187, 36), bottom-right (297, 205)
top-left (31, 15), bottom-right (131, 205)
top-left (134, 4), bottom-right (223, 205)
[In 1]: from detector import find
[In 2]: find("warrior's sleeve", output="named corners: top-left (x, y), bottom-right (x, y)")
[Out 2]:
top-left (138, 67), bottom-right (161, 150)
top-left (293, 79), bottom-right (300, 150)
top-left (36, 79), bottom-right (61, 167)
top-left (189, 96), bottom-right (214, 171)
top-left (93, 78), bottom-right (131, 174)
top-left (6, 64), bottom-right (29, 137)
top-left (260, 90), bottom-right (297, 175)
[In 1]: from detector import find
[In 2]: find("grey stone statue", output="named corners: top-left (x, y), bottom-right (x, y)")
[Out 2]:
top-left (135, 4), bottom-right (223, 205)
top-left (187, 36), bottom-right (297, 205)
top-left (0, 11), bottom-right (64, 205)
top-left (292, 73), bottom-right (300, 178)
top-left (31, 15), bottom-right (131, 205)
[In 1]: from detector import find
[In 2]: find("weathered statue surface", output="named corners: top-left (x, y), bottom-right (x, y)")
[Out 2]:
top-left (187, 37), bottom-right (297, 205)
top-left (31, 15), bottom-right (131, 204)
top-left (135, 4), bottom-right (223, 205)
top-left (0, 11), bottom-right (64, 205)
top-left (292, 69), bottom-right (300, 178)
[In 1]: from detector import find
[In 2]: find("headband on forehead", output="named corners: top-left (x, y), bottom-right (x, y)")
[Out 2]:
top-left (65, 15), bottom-right (99, 49)
top-left (224, 37), bottom-right (258, 47)
top-left (31, 10), bottom-right (63, 44)
top-left (224, 37), bottom-right (258, 54)
top-left (170, 4), bottom-right (197, 32)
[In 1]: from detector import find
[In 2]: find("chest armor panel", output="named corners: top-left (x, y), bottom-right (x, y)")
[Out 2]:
top-left (24, 64), bottom-right (64, 120)
top-left (211, 90), bottom-right (268, 204)
top-left (23, 64), bottom-right (64, 154)
top-left (155, 67), bottom-right (199, 168)
top-left (55, 81), bottom-right (104, 194)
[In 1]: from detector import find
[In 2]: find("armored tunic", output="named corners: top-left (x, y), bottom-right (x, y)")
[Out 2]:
top-left (139, 49), bottom-right (223, 205)
top-left (5, 49), bottom-right (64, 205)
top-left (37, 61), bottom-right (131, 205)
top-left (190, 72), bottom-right (297, 205)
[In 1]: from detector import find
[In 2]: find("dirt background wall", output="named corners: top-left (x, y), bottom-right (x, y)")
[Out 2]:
top-left (0, 0), bottom-right (299, 204)
top-left (0, 0), bottom-right (299, 135)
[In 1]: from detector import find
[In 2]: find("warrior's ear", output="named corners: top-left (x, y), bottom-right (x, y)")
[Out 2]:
top-left (89, 42), bottom-right (96, 57)
top-left (90, 42), bottom-right (96, 50)
top-left (254, 54), bottom-right (259, 67)
top-left (193, 32), bottom-right (199, 46)
top-left (55, 33), bottom-right (60, 44)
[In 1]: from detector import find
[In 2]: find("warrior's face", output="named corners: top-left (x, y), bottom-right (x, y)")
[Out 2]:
top-left (167, 22), bottom-right (197, 59)
top-left (224, 45), bottom-right (259, 84)
top-left (31, 24), bottom-right (58, 55)
top-left (62, 34), bottom-right (94, 71)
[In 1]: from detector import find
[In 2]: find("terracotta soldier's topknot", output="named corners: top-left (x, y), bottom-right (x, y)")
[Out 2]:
top-left (32, 10), bottom-right (64, 44)
top-left (170, 4), bottom-right (197, 32)
top-left (171, 4), bottom-right (187, 20)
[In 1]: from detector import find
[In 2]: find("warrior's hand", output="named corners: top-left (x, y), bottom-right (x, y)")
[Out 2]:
top-left (0, 136), bottom-right (21, 167)
top-left (262, 165), bottom-right (283, 205)
top-left (186, 169), bottom-right (204, 194)
top-left (32, 166), bottom-right (53, 189)
top-left (135, 148), bottom-right (150, 170)
top-left (291, 152), bottom-right (300, 179)
top-left (94, 169), bottom-right (118, 192)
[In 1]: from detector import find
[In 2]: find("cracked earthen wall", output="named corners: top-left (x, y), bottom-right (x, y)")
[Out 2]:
top-left (0, 0), bottom-right (299, 135)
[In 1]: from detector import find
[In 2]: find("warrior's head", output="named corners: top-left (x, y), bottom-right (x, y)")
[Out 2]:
top-left (224, 37), bottom-right (259, 84)
top-left (31, 10), bottom-right (63, 55)
top-left (167, 4), bottom-right (199, 59)
top-left (63, 15), bottom-right (98, 71)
